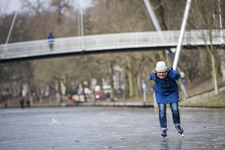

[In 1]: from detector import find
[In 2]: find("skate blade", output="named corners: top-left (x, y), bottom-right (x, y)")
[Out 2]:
top-left (182, 134), bottom-right (185, 138)
top-left (162, 135), bottom-right (167, 139)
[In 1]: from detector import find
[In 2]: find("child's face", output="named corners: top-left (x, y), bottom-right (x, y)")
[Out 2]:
top-left (157, 72), bottom-right (166, 79)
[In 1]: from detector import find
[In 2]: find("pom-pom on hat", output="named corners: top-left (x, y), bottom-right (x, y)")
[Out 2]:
top-left (155, 61), bottom-right (168, 72)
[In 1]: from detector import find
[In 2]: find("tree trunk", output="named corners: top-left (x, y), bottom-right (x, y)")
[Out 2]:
top-left (82, 82), bottom-right (87, 102)
top-left (29, 89), bottom-right (33, 105)
top-left (210, 52), bottom-right (219, 95)
top-left (59, 80), bottom-right (63, 103)
top-left (137, 73), bottom-right (142, 96)
top-left (126, 55), bottom-right (135, 98)
top-left (108, 63), bottom-right (115, 102)
top-left (123, 72), bottom-right (129, 99)
top-left (7, 97), bottom-right (11, 107)
top-left (133, 74), bottom-right (140, 97)
top-left (128, 71), bottom-right (135, 98)
top-left (37, 88), bottom-right (43, 104)
top-left (199, 50), bottom-right (208, 75)
top-left (220, 49), bottom-right (225, 81)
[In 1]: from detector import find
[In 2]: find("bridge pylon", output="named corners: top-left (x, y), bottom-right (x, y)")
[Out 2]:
top-left (143, 0), bottom-right (189, 97)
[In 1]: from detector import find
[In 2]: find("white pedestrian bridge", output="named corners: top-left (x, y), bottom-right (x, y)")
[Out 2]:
top-left (0, 30), bottom-right (224, 62)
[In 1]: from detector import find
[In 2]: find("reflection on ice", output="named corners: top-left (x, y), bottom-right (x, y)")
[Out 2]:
top-left (159, 140), bottom-right (183, 150)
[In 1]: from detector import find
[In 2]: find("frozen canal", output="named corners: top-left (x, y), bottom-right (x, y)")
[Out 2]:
top-left (0, 107), bottom-right (225, 150)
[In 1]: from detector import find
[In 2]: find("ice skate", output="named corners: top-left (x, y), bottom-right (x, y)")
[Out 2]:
top-left (161, 128), bottom-right (167, 139)
top-left (175, 125), bottom-right (184, 138)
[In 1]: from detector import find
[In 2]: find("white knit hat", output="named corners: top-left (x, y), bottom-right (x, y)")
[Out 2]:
top-left (155, 61), bottom-right (168, 72)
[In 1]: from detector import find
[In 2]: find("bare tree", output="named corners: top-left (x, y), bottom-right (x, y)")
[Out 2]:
top-left (188, 0), bottom-right (221, 95)
top-left (50, 0), bottom-right (73, 24)
top-left (22, 0), bottom-right (47, 16)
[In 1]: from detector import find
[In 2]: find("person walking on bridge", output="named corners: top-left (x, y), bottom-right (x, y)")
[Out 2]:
top-left (150, 61), bottom-right (184, 138)
top-left (48, 32), bottom-right (54, 51)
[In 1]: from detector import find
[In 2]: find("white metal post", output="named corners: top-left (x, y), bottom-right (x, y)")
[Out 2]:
top-left (143, 0), bottom-right (165, 43)
top-left (143, 0), bottom-right (189, 97)
top-left (173, 0), bottom-right (192, 71)
top-left (1, 0), bottom-right (21, 59)
top-left (143, 0), bottom-right (161, 31)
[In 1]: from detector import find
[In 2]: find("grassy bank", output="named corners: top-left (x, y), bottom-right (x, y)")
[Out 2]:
top-left (180, 76), bottom-right (225, 107)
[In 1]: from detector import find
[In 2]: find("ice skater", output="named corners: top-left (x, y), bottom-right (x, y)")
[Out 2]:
top-left (150, 61), bottom-right (184, 138)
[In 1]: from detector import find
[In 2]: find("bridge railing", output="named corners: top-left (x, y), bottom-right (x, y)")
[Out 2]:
top-left (0, 30), bottom-right (224, 60)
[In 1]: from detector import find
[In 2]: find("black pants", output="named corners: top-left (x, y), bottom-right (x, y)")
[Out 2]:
top-left (49, 44), bottom-right (53, 50)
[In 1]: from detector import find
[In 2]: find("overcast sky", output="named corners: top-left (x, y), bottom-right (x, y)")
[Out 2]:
top-left (0, 0), bottom-right (92, 14)
top-left (0, 0), bottom-right (19, 14)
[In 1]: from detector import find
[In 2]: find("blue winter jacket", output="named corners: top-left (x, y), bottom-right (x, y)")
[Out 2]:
top-left (150, 68), bottom-right (180, 104)
top-left (47, 32), bottom-right (54, 44)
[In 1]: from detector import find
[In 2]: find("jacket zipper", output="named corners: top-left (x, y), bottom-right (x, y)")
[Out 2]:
top-left (163, 79), bottom-right (167, 104)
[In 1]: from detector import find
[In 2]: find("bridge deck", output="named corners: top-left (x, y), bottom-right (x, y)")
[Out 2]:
top-left (0, 30), bottom-right (224, 62)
